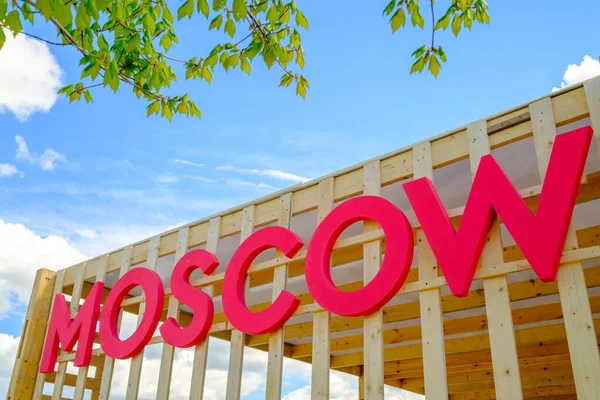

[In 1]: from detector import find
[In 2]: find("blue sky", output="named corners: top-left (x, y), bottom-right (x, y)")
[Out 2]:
top-left (0, 0), bottom-right (599, 398)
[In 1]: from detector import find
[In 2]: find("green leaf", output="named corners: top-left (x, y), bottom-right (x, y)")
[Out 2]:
top-left (36, 0), bottom-right (52, 20)
top-left (201, 66), bottom-right (213, 83)
top-left (220, 52), bottom-right (230, 71)
top-left (5, 11), bottom-right (22, 37)
top-left (279, 73), bottom-right (293, 87)
top-left (143, 12), bottom-right (156, 34)
top-left (390, 8), bottom-right (405, 33)
top-left (0, 29), bottom-right (5, 50)
top-left (160, 33), bottom-right (172, 51)
top-left (189, 102), bottom-right (201, 118)
top-left (410, 55), bottom-right (426, 74)
top-left (267, 6), bottom-right (278, 24)
top-left (163, 6), bottom-right (174, 23)
top-left (451, 13), bottom-right (461, 36)
top-left (177, 101), bottom-right (188, 114)
top-left (178, 0), bottom-right (194, 20)
top-left (435, 11), bottom-right (451, 31)
top-left (281, 7), bottom-right (290, 23)
top-left (264, 49), bottom-right (276, 69)
top-left (291, 29), bottom-right (300, 47)
top-left (75, 5), bottom-right (90, 28)
top-left (296, 50), bottom-right (304, 69)
top-left (197, 0), bottom-right (210, 18)
top-left (295, 10), bottom-right (308, 29)
top-left (296, 80), bottom-right (307, 99)
top-left (241, 58), bottom-right (251, 75)
top-left (411, 45), bottom-right (427, 58)
top-left (225, 17), bottom-right (236, 38)
top-left (411, 9), bottom-right (424, 28)
top-left (127, 34), bottom-right (140, 53)
top-left (232, 0), bottom-right (247, 21)
top-left (162, 103), bottom-right (173, 121)
top-left (229, 53), bottom-right (239, 68)
top-left (205, 53), bottom-right (218, 69)
top-left (429, 54), bottom-right (441, 77)
top-left (83, 90), bottom-right (93, 103)
top-left (98, 34), bottom-right (109, 51)
top-left (209, 14), bottom-right (223, 31)
top-left (147, 100), bottom-right (161, 116)
top-left (103, 59), bottom-right (120, 92)
top-left (437, 46), bottom-right (447, 62)
top-left (212, 0), bottom-right (226, 11)
top-left (383, 0), bottom-right (396, 16)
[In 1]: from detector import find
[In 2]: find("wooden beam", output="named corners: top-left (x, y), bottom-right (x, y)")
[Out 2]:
top-left (468, 119), bottom-right (523, 399)
top-left (265, 193), bottom-right (293, 399)
top-left (225, 205), bottom-right (255, 400)
top-left (530, 97), bottom-right (600, 399)
top-left (584, 75), bottom-right (600, 156)
top-left (7, 269), bottom-right (56, 400)
top-left (413, 141), bottom-right (449, 400)
top-left (312, 177), bottom-right (334, 400)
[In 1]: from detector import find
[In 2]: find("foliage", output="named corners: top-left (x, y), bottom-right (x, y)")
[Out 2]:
top-left (0, 0), bottom-right (489, 120)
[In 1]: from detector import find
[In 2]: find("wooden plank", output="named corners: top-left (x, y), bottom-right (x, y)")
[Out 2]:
top-left (189, 217), bottom-right (220, 400)
top-left (53, 262), bottom-right (88, 400)
top-left (156, 227), bottom-right (189, 400)
top-left (467, 119), bottom-right (523, 400)
top-left (312, 177), bottom-right (334, 400)
top-left (7, 268), bottom-right (56, 400)
top-left (362, 160), bottom-right (384, 400)
top-left (530, 97), bottom-right (600, 399)
top-left (32, 270), bottom-right (66, 400)
top-left (98, 245), bottom-right (132, 400)
top-left (225, 205), bottom-right (255, 400)
top-left (413, 141), bottom-right (449, 400)
top-left (584, 75), bottom-right (600, 156)
top-left (265, 193), bottom-right (292, 400)
top-left (126, 236), bottom-right (160, 400)
top-left (73, 256), bottom-right (109, 400)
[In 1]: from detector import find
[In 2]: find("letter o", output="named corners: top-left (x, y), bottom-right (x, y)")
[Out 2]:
top-left (305, 196), bottom-right (414, 316)
top-left (100, 268), bottom-right (164, 359)
top-left (222, 226), bottom-right (303, 335)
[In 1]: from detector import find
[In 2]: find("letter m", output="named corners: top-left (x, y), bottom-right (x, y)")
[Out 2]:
top-left (403, 126), bottom-right (593, 297)
top-left (39, 282), bottom-right (104, 373)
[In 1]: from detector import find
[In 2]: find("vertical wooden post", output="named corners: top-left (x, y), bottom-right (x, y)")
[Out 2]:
top-left (362, 160), bottom-right (384, 400)
top-left (73, 256), bottom-right (109, 400)
top-left (584, 76), bottom-right (600, 155)
top-left (468, 120), bottom-right (523, 400)
top-left (265, 193), bottom-right (293, 400)
top-left (156, 227), bottom-right (190, 400)
top-left (32, 269), bottom-right (65, 400)
top-left (530, 98), bottom-right (600, 399)
top-left (126, 235), bottom-right (161, 400)
top-left (189, 217), bottom-right (220, 400)
top-left (225, 205), bottom-right (255, 400)
top-left (52, 262), bottom-right (88, 400)
top-left (358, 366), bottom-right (365, 400)
top-left (7, 268), bottom-right (56, 400)
top-left (99, 245), bottom-right (132, 400)
top-left (413, 142), bottom-right (449, 400)
top-left (312, 177), bottom-right (334, 400)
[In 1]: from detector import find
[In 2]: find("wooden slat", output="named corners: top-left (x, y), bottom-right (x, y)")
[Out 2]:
top-left (98, 245), bottom-right (132, 400)
top-left (265, 193), bottom-right (293, 399)
top-left (32, 270), bottom-right (66, 400)
top-left (362, 160), bottom-right (385, 400)
top-left (7, 268), bottom-right (56, 400)
top-left (156, 227), bottom-right (189, 400)
top-left (413, 141), bottom-right (449, 400)
top-left (529, 97), bottom-right (600, 399)
top-left (225, 205), bottom-right (255, 400)
top-left (189, 217), bottom-right (220, 400)
top-left (468, 119), bottom-right (523, 400)
top-left (312, 177), bottom-right (334, 400)
top-left (584, 75), bottom-right (600, 155)
top-left (73, 255), bottom-right (109, 400)
top-left (125, 236), bottom-right (160, 400)
top-left (53, 262), bottom-right (87, 400)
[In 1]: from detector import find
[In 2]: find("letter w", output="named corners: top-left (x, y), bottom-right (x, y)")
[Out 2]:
top-left (403, 126), bottom-right (592, 297)
top-left (39, 282), bottom-right (103, 373)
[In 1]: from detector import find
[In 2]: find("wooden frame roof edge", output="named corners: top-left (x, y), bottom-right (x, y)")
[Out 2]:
top-left (57, 79), bottom-right (593, 283)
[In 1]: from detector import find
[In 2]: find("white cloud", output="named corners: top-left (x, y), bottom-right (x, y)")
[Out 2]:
top-left (552, 55), bottom-right (600, 92)
top-left (0, 220), bottom-right (86, 318)
top-left (217, 165), bottom-right (310, 183)
top-left (0, 334), bottom-right (19, 397)
top-left (76, 228), bottom-right (97, 239)
top-left (156, 173), bottom-right (215, 184)
top-left (174, 159), bottom-right (205, 168)
top-left (0, 163), bottom-right (22, 178)
top-left (226, 179), bottom-right (277, 190)
top-left (14, 135), bottom-right (67, 170)
top-left (0, 29), bottom-right (62, 121)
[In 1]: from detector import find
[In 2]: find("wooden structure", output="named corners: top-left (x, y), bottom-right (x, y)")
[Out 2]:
top-left (8, 76), bottom-right (600, 400)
